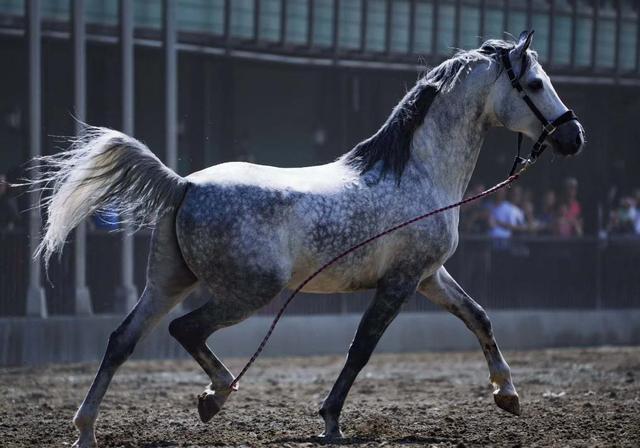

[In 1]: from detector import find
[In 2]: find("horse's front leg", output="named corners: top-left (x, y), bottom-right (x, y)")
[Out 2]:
top-left (319, 278), bottom-right (417, 439)
top-left (418, 266), bottom-right (520, 415)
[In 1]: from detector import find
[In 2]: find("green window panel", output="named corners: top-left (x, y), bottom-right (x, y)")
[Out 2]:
top-left (438, 1), bottom-right (455, 55)
top-left (86, 0), bottom-right (118, 26)
top-left (552, 13), bottom-right (571, 66)
top-left (285, 0), bottom-right (309, 45)
top-left (338, 0), bottom-right (361, 50)
top-left (177, 0), bottom-right (224, 35)
top-left (484, 4), bottom-right (505, 41)
top-left (365, 0), bottom-right (386, 52)
top-left (134, 1), bottom-right (161, 29)
top-left (619, 19), bottom-right (637, 71)
top-left (231, 0), bottom-right (254, 39)
top-left (596, 3), bottom-right (616, 69)
top-left (460, 4), bottom-right (480, 49)
top-left (390, 0), bottom-right (410, 53)
top-left (531, 15), bottom-right (549, 62)
top-left (42, 0), bottom-right (69, 21)
top-left (312, 0), bottom-right (333, 47)
top-left (575, 13), bottom-right (593, 67)
top-left (413, 0), bottom-right (433, 54)
top-left (0, 0), bottom-right (23, 16)
top-left (619, 1), bottom-right (638, 71)
top-left (508, 2), bottom-right (526, 38)
top-left (259, 0), bottom-right (282, 42)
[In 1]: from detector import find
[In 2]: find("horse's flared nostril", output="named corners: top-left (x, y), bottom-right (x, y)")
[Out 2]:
top-left (550, 122), bottom-right (584, 156)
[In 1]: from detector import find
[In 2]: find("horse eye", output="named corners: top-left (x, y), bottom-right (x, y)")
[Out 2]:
top-left (528, 78), bottom-right (544, 91)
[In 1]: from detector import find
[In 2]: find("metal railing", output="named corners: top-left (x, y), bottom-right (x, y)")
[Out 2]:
top-left (2, 230), bottom-right (639, 317)
top-left (1, 1), bottom-right (639, 78)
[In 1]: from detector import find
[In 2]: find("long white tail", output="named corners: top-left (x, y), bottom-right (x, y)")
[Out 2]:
top-left (32, 126), bottom-right (188, 267)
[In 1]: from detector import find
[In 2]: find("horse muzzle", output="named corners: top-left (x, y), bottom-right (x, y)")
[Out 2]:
top-left (549, 120), bottom-right (585, 156)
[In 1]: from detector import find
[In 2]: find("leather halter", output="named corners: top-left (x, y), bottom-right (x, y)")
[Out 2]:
top-left (499, 49), bottom-right (578, 176)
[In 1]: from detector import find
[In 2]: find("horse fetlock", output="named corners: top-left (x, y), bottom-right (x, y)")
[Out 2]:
top-left (318, 406), bottom-right (343, 439)
top-left (73, 409), bottom-right (94, 432)
top-left (72, 410), bottom-right (98, 447)
top-left (197, 385), bottom-right (234, 423)
top-left (489, 363), bottom-right (513, 388)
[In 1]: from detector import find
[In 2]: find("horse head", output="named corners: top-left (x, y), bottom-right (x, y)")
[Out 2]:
top-left (490, 31), bottom-right (586, 157)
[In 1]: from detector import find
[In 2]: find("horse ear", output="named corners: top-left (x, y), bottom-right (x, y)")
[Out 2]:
top-left (514, 30), bottom-right (535, 57)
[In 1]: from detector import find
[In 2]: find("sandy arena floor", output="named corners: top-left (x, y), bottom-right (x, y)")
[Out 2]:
top-left (1, 347), bottom-right (639, 447)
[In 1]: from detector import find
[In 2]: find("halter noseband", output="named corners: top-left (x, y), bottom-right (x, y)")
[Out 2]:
top-left (499, 49), bottom-right (578, 176)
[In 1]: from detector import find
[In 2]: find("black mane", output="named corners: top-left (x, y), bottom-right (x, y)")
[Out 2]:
top-left (343, 39), bottom-right (525, 182)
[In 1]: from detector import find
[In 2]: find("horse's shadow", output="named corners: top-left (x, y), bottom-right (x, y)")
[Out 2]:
top-left (270, 434), bottom-right (453, 446)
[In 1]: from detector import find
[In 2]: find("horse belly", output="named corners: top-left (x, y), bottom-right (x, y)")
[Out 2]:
top-left (288, 230), bottom-right (392, 293)
top-left (289, 258), bottom-right (381, 293)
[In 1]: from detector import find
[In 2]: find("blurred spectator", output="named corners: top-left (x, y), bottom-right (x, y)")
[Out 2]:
top-left (635, 189), bottom-right (640, 235)
top-left (521, 200), bottom-right (538, 233)
top-left (90, 208), bottom-right (120, 231)
top-left (461, 183), bottom-right (491, 234)
top-left (0, 173), bottom-right (20, 230)
top-left (458, 177), bottom-right (620, 238)
top-left (557, 177), bottom-right (583, 237)
top-left (489, 188), bottom-right (525, 239)
top-left (519, 187), bottom-right (538, 233)
top-left (537, 190), bottom-right (558, 235)
top-left (607, 196), bottom-right (637, 235)
top-left (509, 185), bottom-right (523, 208)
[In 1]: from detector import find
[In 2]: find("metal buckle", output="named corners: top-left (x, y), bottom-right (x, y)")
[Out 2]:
top-left (542, 122), bottom-right (557, 135)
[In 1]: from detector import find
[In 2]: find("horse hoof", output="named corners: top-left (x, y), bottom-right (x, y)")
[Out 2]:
top-left (198, 388), bottom-right (232, 423)
top-left (494, 390), bottom-right (521, 416)
top-left (318, 428), bottom-right (344, 440)
top-left (71, 435), bottom-right (97, 448)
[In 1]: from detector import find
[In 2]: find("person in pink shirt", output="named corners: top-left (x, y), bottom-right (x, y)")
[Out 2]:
top-left (556, 177), bottom-right (583, 237)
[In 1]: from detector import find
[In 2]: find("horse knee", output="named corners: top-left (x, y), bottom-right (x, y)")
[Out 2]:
top-left (465, 302), bottom-right (493, 336)
top-left (476, 306), bottom-right (493, 333)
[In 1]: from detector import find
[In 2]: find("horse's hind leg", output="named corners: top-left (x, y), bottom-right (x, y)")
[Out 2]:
top-left (169, 280), bottom-right (284, 422)
top-left (72, 217), bottom-right (197, 448)
top-left (418, 266), bottom-right (520, 416)
top-left (168, 299), bottom-right (255, 422)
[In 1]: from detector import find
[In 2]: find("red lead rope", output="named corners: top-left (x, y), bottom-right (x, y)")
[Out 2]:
top-left (228, 167), bottom-right (528, 391)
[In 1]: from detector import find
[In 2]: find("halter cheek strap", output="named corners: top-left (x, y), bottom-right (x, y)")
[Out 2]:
top-left (499, 49), bottom-right (579, 176)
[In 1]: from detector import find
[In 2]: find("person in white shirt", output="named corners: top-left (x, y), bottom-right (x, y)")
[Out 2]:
top-left (489, 188), bottom-right (526, 238)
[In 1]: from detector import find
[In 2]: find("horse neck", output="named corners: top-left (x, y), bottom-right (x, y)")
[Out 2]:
top-left (408, 77), bottom-right (491, 202)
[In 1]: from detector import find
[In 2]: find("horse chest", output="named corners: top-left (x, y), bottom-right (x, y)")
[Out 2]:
top-left (406, 211), bottom-right (460, 267)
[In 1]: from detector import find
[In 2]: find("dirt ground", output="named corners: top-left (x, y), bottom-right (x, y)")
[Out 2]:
top-left (1, 347), bottom-right (639, 447)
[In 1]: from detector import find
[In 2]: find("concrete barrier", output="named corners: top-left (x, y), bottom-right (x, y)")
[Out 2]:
top-left (1, 309), bottom-right (639, 366)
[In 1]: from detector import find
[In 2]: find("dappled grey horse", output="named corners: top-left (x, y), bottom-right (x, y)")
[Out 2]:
top-left (34, 32), bottom-right (584, 447)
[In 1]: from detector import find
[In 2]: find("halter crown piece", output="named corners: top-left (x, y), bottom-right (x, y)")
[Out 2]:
top-left (498, 48), bottom-right (578, 176)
